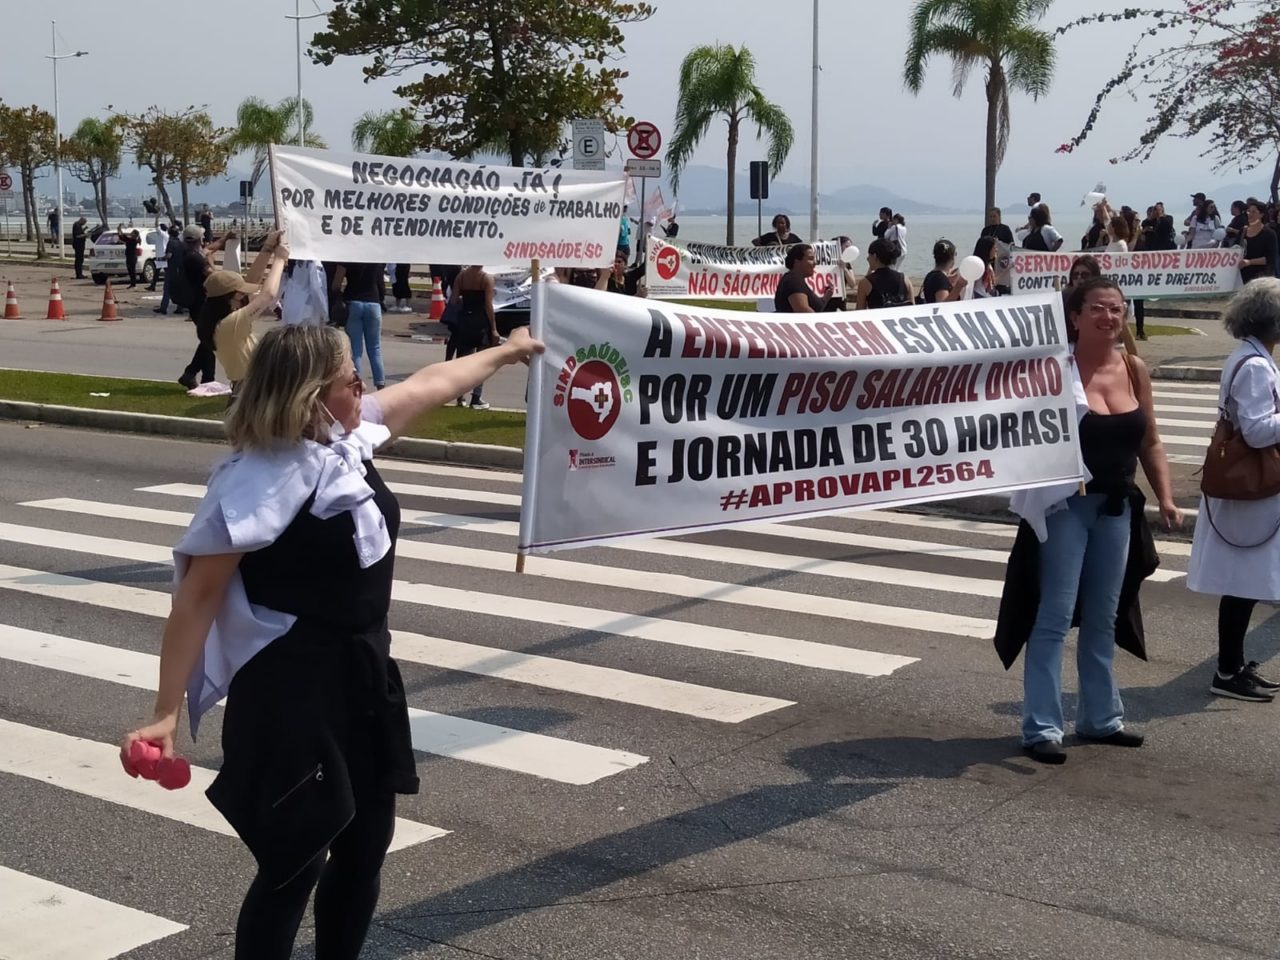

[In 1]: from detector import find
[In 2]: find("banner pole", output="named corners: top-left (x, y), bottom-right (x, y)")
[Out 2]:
top-left (515, 256), bottom-right (544, 573)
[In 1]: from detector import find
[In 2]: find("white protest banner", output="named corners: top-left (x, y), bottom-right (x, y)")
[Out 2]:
top-left (269, 145), bottom-right (626, 267)
top-left (1009, 247), bottom-right (1243, 298)
top-left (645, 236), bottom-right (845, 301)
top-left (518, 287), bottom-right (1080, 554)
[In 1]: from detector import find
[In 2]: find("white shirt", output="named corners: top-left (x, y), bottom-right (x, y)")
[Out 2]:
top-left (885, 223), bottom-right (908, 260)
top-left (1106, 239), bottom-right (1129, 252)
top-left (1187, 339), bottom-right (1280, 600)
top-left (176, 396), bottom-right (391, 737)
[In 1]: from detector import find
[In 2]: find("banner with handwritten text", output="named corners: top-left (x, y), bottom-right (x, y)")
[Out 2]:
top-left (519, 287), bottom-right (1081, 553)
top-left (270, 145), bottom-right (625, 267)
top-left (1009, 248), bottom-right (1243, 298)
top-left (644, 236), bottom-right (844, 300)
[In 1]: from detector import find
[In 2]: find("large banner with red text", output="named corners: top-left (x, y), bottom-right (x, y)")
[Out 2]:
top-left (644, 236), bottom-right (845, 301)
top-left (270, 145), bottom-right (625, 267)
top-left (518, 286), bottom-right (1081, 554)
top-left (1009, 247), bottom-right (1243, 298)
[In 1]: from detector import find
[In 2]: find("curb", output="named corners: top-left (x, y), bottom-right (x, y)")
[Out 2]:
top-left (1150, 365), bottom-right (1222, 382)
top-left (0, 400), bottom-right (524, 471)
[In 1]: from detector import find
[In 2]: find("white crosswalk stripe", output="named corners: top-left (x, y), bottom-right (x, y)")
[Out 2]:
top-left (0, 865), bottom-right (187, 960)
top-left (0, 718), bottom-right (447, 852)
top-left (0, 463), bottom-right (1200, 954)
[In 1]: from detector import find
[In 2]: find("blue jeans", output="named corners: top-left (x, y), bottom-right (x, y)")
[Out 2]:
top-left (345, 300), bottom-right (385, 386)
top-left (1022, 494), bottom-right (1130, 745)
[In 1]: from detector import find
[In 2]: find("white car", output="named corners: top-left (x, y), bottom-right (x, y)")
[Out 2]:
top-left (88, 228), bottom-right (167, 286)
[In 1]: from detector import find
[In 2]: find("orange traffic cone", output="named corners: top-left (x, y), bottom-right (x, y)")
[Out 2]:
top-left (429, 276), bottom-right (445, 320)
top-left (3, 280), bottom-right (20, 319)
top-left (98, 279), bottom-right (120, 321)
top-left (46, 277), bottom-right (66, 320)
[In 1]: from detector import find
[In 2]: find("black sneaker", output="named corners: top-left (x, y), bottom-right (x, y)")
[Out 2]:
top-left (1023, 740), bottom-right (1066, 764)
top-left (1210, 671), bottom-right (1275, 703)
top-left (1078, 729), bottom-right (1144, 748)
top-left (1241, 662), bottom-right (1280, 693)
top-left (177, 374), bottom-right (197, 390)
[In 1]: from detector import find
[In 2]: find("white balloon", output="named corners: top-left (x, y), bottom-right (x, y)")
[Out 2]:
top-left (840, 244), bottom-right (860, 265)
top-left (1082, 191), bottom-right (1106, 208)
top-left (958, 255), bottom-right (986, 283)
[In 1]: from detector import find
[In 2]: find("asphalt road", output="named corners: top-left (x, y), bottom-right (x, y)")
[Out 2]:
top-left (1, 422), bottom-right (1277, 959)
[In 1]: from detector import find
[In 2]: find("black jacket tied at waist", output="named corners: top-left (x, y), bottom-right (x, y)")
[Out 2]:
top-left (993, 487), bottom-right (1160, 670)
top-left (206, 617), bottom-right (419, 889)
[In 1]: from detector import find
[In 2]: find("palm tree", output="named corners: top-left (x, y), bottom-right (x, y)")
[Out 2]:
top-left (226, 96), bottom-right (326, 200)
top-left (351, 109), bottom-right (423, 157)
top-left (904, 0), bottom-right (1055, 214)
top-left (667, 44), bottom-right (794, 245)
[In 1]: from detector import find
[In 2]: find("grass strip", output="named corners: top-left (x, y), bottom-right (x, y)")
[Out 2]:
top-left (0, 369), bottom-right (527, 448)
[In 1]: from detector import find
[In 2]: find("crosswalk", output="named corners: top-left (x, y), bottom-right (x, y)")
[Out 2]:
top-left (1151, 379), bottom-right (1221, 465)
top-left (0, 455), bottom-right (1197, 956)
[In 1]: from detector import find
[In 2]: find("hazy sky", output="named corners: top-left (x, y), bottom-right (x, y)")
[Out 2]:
top-left (0, 0), bottom-right (1261, 210)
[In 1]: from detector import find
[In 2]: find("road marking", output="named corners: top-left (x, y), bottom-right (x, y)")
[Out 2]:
top-left (0, 619), bottom-right (649, 784)
top-left (1160, 434), bottom-right (1211, 449)
top-left (1156, 418), bottom-right (1214, 432)
top-left (0, 718), bottom-right (446, 852)
top-left (0, 517), bottom-right (976, 648)
top-left (15, 505), bottom-right (795, 723)
top-left (0, 550), bottom-right (918, 678)
top-left (390, 632), bottom-right (791, 723)
top-left (1154, 404), bottom-right (1219, 415)
top-left (376, 461), bottom-right (521, 484)
top-left (139, 480), bottom-right (523, 508)
top-left (0, 864), bottom-right (186, 960)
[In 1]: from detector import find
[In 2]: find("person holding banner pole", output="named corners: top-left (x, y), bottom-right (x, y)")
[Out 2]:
top-left (119, 323), bottom-right (543, 960)
top-left (920, 240), bottom-right (968, 304)
top-left (996, 277), bottom-right (1180, 764)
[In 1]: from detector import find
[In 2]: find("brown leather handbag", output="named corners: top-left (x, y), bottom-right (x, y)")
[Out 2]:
top-left (1199, 352), bottom-right (1280, 500)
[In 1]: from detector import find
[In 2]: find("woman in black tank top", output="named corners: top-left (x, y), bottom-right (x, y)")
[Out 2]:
top-left (1006, 277), bottom-right (1181, 765)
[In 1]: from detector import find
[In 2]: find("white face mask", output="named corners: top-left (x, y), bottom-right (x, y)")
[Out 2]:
top-left (319, 402), bottom-right (348, 443)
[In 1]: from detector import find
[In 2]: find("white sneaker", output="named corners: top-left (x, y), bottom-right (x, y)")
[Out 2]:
top-left (470, 400), bottom-right (491, 410)
top-left (455, 397), bottom-right (467, 407)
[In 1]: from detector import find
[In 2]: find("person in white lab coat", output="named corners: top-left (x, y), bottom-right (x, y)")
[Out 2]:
top-left (1187, 279), bottom-right (1280, 702)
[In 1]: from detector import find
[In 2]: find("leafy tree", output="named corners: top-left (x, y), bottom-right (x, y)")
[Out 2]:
top-left (904, 0), bottom-right (1056, 213)
top-left (117, 107), bottom-right (182, 222)
top-left (310, 0), bottom-right (654, 166)
top-left (170, 111), bottom-right (231, 223)
top-left (352, 109), bottom-right (424, 157)
top-left (666, 44), bottom-right (794, 246)
top-left (0, 102), bottom-right (56, 255)
top-left (227, 96), bottom-right (326, 200)
top-left (1055, 1), bottom-right (1280, 203)
top-left (65, 117), bottom-right (122, 226)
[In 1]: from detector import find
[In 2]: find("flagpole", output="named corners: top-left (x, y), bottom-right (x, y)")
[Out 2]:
top-left (809, 0), bottom-right (820, 241)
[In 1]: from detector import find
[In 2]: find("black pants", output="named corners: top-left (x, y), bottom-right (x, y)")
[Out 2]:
top-left (125, 255), bottom-right (138, 287)
top-left (233, 738), bottom-right (396, 960)
top-left (393, 263), bottom-right (412, 300)
top-left (72, 241), bottom-right (86, 278)
top-left (1218, 595), bottom-right (1258, 675)
top-left (1133, 299), bottom-right (1145, 335)
top-left (181, 316), bottom-right (216, 384)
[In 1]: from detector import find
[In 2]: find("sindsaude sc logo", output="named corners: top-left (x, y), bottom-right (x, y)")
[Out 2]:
top-left (654, 244), bottom-right (681, 281)
top-left (552, 341), bottom-right (634, 442)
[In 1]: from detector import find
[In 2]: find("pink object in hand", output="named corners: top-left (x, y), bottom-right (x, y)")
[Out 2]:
top-left (156, 756), bottom-right (192, 790)
top-left (127, 739), bottom-right (191, 789)
top-left (128, 739), bottom-right (162, 779)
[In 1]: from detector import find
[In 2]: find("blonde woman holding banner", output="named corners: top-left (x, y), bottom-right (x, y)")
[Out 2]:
top-left (995, 277), bottom-right (1180, 764)
top-left (119, 323), bottom-right (541, 959)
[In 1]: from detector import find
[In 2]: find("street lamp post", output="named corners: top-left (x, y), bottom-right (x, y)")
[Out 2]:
top-left (47, 21), bottom-right (87, 261)
top-left (285, 1), bottom-right (326, 148)
top-left (809, 0), bottom-right (819, 242)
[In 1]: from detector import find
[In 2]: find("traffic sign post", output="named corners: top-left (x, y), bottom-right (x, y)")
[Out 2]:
top-left (626, 123), bottom-right (663, 265)
top-left (624, 158), bottom-right (661, 179)
top-left (572, 119), bottom-right (606, 171)
top-left (0, 173), bottom-right (11, 258)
